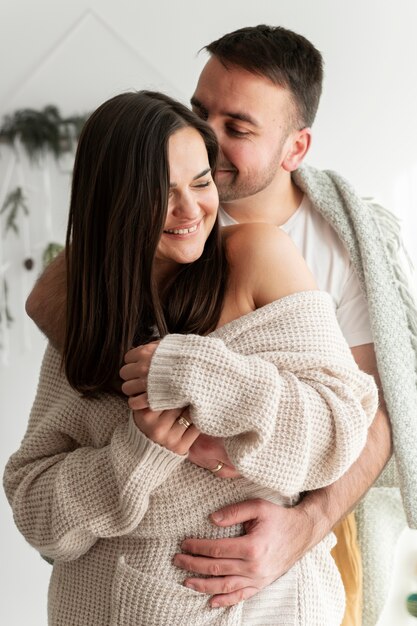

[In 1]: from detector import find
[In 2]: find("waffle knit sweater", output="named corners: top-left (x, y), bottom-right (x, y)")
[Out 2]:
top-left (4, 292), bottom-right (377, 626)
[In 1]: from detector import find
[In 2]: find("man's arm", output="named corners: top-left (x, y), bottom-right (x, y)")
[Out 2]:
top-left (174, 343), bottom-right (392, 607)
top-left (303, 343), bottom-right (391, 533)
top-left (25, 250), bottom-right (67, 349)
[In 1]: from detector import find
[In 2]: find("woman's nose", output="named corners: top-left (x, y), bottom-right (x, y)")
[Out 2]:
top-left (171, 192), bottom-right (200, 219)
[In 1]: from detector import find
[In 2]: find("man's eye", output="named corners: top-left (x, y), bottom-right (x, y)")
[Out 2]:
top-left (226, 126), bottom-right (249, 137)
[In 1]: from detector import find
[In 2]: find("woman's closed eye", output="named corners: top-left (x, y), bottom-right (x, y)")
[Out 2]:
top-left (193, 180), bottom-right (213, 189)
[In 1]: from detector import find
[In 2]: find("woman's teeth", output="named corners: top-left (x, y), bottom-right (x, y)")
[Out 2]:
top-left (164, 224), bottom-right (198, 235)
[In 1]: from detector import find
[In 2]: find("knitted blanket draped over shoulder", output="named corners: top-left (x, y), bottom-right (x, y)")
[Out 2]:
top-left (293, 164), bottom-right (417, 527)
top-left (293, 165), bottom-right (417, 626)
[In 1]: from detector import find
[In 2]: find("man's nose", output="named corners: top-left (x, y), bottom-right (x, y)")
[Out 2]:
top-left (204, 114), bottom-right (222, 140)
top-left (205, 119), bottom-right (227, 159)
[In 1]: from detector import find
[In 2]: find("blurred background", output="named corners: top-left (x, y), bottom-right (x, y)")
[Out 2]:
top-left (1, 1), bottom-right (416, 624)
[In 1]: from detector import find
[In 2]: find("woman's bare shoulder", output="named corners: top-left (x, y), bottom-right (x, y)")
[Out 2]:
top-left (223, 222), bottom-right (317, 308)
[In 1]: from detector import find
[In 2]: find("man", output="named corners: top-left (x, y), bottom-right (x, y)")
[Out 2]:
top-left (27, 26), bottom-right (417, 626)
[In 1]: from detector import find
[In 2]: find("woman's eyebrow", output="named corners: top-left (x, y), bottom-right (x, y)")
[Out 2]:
top-left (169, 168), bottom-right (212, 188)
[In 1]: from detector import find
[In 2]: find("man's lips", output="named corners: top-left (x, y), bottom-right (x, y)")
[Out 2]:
top-left (216, 168), bottom-right (237, 176)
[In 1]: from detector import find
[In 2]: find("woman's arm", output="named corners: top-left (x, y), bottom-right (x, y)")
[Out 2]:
top-left (121, 224), bottom-right (378, 495)
top-left (3, 345), bottom-right (186, 562)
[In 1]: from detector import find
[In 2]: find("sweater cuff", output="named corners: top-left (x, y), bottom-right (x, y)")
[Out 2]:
top-left (126, 412), bottom-right (186, 480)
top-left (147, 334), bottom-right (190, 410)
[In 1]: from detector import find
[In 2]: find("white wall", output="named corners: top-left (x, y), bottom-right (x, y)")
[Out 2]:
top-left (1, 1), bottom-right (416, 624)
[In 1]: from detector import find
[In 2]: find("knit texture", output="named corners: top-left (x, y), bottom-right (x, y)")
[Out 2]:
top-left (4, 292), bottom-right (377, 625)
top-left (148, 292), bottom-right (377, 496)
top-left (293, 164), bottom-right (417, 625)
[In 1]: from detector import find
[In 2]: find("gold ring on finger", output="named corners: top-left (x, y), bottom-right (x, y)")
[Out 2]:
top-left (177, 415), bottom-right (192, 430)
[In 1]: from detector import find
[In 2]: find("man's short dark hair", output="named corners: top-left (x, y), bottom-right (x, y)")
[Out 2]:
top-left (205, 25), bottom-right (324, 128)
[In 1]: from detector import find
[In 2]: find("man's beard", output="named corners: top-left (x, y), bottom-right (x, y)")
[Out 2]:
top-left (216, 145), bottom-right (285, 203)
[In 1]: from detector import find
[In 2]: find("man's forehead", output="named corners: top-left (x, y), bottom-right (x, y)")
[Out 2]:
top-left (191, 94), bottom-right (260, 127)
top-left (193, 59), bottom-right (290, 122)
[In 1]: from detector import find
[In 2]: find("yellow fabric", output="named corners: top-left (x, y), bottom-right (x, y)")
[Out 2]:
top-left (332, 513), bottom-right (363, 626)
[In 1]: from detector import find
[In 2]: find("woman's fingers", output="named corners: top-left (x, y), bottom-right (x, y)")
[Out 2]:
top-left (122, 379), bottom-right (147, 397)
top-left (128, 393), bottom-right (149, 410)
top-left (120, 362), bottom-right (145, 382)
top-left (132, 407), bottom-right (199, 455)
top-left (124, 341), bottom-right (159, 365)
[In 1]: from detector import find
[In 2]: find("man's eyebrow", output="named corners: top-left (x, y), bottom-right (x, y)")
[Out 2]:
top-left (190, 96), bottom-right (204, 110)
top-left (226, 111), bottom-right (259, 127)
top-left (190, 97), bottom-right (259, 127)
top-left (169, 168), bottom-right (211, 188)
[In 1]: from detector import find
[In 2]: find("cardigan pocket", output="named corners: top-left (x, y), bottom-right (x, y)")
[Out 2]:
top-left (110, 556), bottom-right (243, 626)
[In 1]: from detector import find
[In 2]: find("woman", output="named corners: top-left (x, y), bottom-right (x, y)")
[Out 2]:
top-left (3, 91), bottom-right (377, 625)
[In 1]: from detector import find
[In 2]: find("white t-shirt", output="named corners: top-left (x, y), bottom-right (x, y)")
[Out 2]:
top-left (219, 195), bottom-right (373, 348)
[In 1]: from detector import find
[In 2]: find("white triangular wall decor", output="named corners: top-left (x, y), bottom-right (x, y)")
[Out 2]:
top-left (2, 8), bottom-right (186, 115)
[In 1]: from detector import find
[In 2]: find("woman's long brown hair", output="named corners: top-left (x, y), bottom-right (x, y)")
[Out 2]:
top-left (64, 91), bottom-right (227, 394)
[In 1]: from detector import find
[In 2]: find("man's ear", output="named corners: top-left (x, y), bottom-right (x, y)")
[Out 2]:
top-left (282, 128), bottom-right (312, 172)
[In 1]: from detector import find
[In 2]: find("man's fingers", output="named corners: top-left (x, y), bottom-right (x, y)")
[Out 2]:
top-left (210, 586), bottom-right (259, 608)
top-left (180, 536), bottom-right (249, 560)
top-left (184, 573), bottom-right (261, 608)
top-left (173, 553), bottom-right (248, 577)
top-left (184, 575), bottom-right (255, 596)
top-left (209, 498), bottom-right (267, 527)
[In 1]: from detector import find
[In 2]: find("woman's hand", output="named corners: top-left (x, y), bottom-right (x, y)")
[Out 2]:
top-left (188, 434), bottom-right (241, 479)
top-left (129, 395), bottom-right (240, 473)
top-left (120, 343), bottom-right (199, 455)
top-left (120, 342), bottom-right (240, 469)
top-left (120, 341), bottom-right (160, 397)
top-left (132, 404), bottom-right (200, 456)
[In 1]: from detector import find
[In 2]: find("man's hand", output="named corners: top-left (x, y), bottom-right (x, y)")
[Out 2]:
top-left (173, 343), bottom-right (392, 608)
top-left (174, 498), bottom-right (314, 607)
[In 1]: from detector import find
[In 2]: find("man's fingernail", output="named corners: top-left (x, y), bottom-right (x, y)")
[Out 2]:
top-left (184, 582), bottom-right (196, 590)
top-left (211, 602), bottom-right (220, 608)
top-left (211, 512), bottom-right (223, 523)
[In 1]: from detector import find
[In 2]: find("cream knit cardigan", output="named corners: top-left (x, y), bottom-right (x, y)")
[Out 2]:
top-left (4, 292), bottom-right (377, 626)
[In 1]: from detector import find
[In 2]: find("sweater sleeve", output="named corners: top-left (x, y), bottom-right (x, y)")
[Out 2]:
top-left (3, 345), bottom-right (185, 562)
top-left (147, 292), bottom-right (378, 497)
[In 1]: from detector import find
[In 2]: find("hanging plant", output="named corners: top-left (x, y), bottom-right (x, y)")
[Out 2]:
top-left (0, 278), bottom-right (13, 352)
top-left (0, 105), bottom-right (89, 162)
top-left (0, 278), bottom-right (13, 325)
top-left (0, 186), bottom-right (29, 235)
top-left (0, 104), bottom-right (86, 350)
top-left (43, 242), bottom-right (64, 269)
